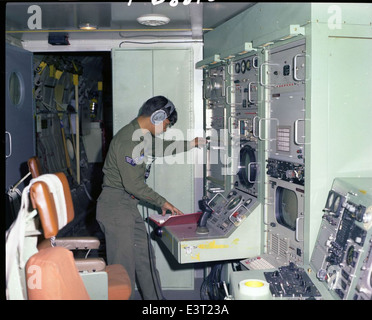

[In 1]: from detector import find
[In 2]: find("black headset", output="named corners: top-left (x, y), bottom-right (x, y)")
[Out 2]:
top-left (150, 99), bottom-right (175, 125)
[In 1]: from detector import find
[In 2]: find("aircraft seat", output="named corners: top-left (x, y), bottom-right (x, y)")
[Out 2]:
top-left (26, 246), bottom-right (90, 300)
top-left (28, 156), bottom-right (103, 269)
top-left (29, 173), bottom-right (131, 300)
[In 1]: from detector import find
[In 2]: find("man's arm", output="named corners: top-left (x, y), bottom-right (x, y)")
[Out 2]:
top-left (152, 137), bottom-right (206, 157)
top-left (117, 141), bottom-right (166, 208)
top-left (117, 140), bottom-right (184, 215)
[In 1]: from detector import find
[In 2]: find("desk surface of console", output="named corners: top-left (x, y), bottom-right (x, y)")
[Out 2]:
top-left (156, 203), bottom-right (262, 264)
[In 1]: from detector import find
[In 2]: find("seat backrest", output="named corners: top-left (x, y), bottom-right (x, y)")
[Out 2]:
top-left (26, 246), bottom-right (90, 300)
top-left (30, 180), bottom-right (59, 239)
top-left (55, 172), bottom-right (75, 223)
top-left (6, 172), bottom-right (77, 299)
top-left (29, 173), bottom-right (74, 239)
top-left (28, 156), bottom-right (43, 178)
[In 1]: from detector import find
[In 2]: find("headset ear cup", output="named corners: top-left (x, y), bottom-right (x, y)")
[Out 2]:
top-left (150, 109), bottom-right (167, 125)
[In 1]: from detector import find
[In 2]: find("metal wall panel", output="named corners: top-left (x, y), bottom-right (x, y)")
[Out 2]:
top-left (112, 48), bottom-right (195, 290)
top-left (304, 20), bottom-right (372, 262)
top-left (112, 50), bottom-right (153, 135)
top-left (327, 37), bottom-right (372, 176)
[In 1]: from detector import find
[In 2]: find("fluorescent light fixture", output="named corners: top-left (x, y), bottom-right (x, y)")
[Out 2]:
top-left (79, 23), bottom-right (97, 30)
top-left (137, 14), bottom-right (170, 27)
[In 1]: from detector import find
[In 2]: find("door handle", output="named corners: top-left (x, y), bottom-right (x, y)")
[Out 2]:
top-left (5, 131), bottom-right (12, 158)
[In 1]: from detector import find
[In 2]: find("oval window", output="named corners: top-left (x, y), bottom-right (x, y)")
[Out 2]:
top-left (8, 72), bottom-right (23, 106)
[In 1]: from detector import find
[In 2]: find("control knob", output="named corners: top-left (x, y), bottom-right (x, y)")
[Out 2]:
top-left (316, 269), bottom-right (328, 282)
top-left (286, 170), bottom-right (297, 180)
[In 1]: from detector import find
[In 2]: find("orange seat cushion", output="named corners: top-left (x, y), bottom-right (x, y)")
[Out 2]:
top-left (106, 264), bottom-right (131, 300)
top-left (26, 247), bottom-right (90, 300)
top-left (36, 243), bottom-right (131, 300)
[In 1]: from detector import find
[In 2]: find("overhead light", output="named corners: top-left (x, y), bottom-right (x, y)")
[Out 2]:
top-left (79, 23), bottom-right (97, 30)
top-left (137, 14), bottom-right (170, 27)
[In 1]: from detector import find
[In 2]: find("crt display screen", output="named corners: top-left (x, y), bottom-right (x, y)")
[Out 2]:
top-left (276, 187), bottom-right (298, 230)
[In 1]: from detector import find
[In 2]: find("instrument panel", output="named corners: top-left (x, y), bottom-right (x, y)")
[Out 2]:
top-left (232, 178), bottom-right (372, 300)
top-left (264, 262), bottom-right (321, 298)
top-left (207, 188), bottom-right (258, 237)
top-left (228, 52), bottom-right (260, 197)
top-left (310, 178), bottom-right (372, 300)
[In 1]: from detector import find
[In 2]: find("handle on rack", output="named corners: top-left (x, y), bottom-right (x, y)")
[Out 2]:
top-left (248, 82), bottom-right (257, 104)
top-left (295, 217), bottom-right (304, 242)
top-left (294, 119), bottom-right (310, 145)
top-left (228, 116), bottom-right (234, 136)
top-left (258, 118), bottom-right (279, 141)
top-left (293, 53), bottom-right (306, 81)
top-left (225, 85), bottom-right (234, 106)
top-left (252, 116), bottom-right (259, 138)
top-left (259, 62), bottom-right (279, 88)
top-left (225, 85), bottom-right (243, 106)
top-left (203, 79), bottom-right (208, 100)
top-left (226, 60), bottom-right (234, 76)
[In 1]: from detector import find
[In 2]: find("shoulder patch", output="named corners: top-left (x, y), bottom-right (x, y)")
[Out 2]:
top-left (125, 156), bottom-right (137, 166)
top-left (125, 154), bottom-right (145, 166)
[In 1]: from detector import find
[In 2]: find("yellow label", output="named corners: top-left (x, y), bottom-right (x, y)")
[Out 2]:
top-left (245, 281), bottom-right (264, 288)
top-left (55, 69), bottom-right (63, 80)
top-left (73, 74), bottom-right (79, 86)
top-left (49, 65), bottom-right (55, 77)
top-left (198, 240), bottom-right (228, 249)
top-left (38, 61), bottom-right (47, 74)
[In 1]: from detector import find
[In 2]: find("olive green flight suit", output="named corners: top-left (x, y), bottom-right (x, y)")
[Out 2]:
top-left (96, 119), bottom-right (190, 300)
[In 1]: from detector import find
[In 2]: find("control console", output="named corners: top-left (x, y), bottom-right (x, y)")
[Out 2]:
top-left (310, 178), bottom-right (372, 300)
top-left (264, 262), bottom-right (321, 298)
top-left (207, 188), bottom-right (257, 237)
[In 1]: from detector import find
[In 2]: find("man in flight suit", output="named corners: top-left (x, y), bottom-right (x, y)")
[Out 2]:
top-left (96, 96), bottom-right (205, 299)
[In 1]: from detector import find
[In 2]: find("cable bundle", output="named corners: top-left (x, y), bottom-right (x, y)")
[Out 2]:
top-left (200, 264), bottom-right (225, 300)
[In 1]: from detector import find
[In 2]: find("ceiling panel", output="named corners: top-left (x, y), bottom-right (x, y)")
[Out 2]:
top-left (6, 2), bottom-right (256, 35)
top-left (203, 2), bottom-right (256, 28)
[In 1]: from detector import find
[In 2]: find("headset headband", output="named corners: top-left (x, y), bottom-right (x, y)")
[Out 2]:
top-left (163, 100), bottom-right (175, 116)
